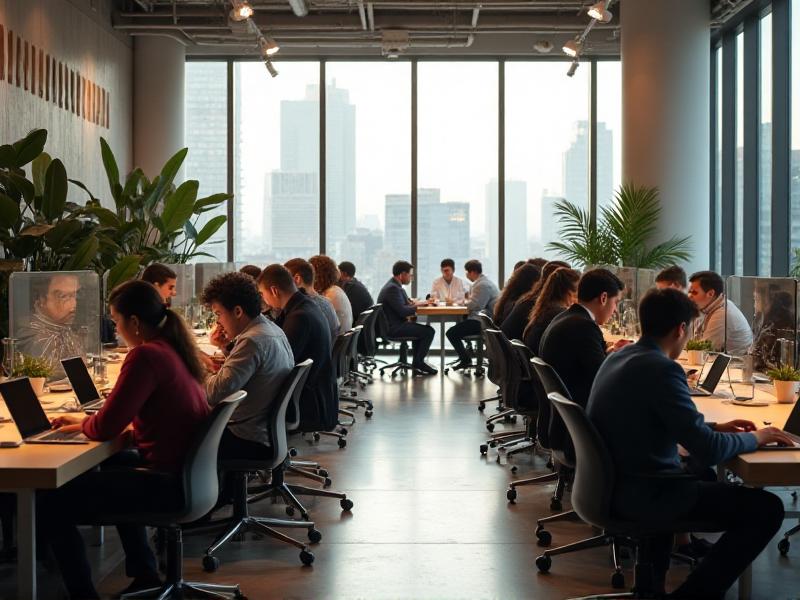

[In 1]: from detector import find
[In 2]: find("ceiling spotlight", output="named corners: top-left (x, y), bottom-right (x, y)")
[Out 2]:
top-left (587, 2), bottom-right (613, 23)
top-left (562, 38), bottom-right (580, 57)
top-left (230, 0), bottom-right (254, 22)
top-left (567, 61), bottom-right (579, 77)
top-left (258, 35), bottom-right (280, 57)
top-left (533, 40), bottom-right (554, 54)
top-left (265, 59), bottom-right (279, 78)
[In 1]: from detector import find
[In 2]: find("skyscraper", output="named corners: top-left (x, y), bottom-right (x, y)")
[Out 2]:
top-left (540, 191), bottom-right (566, 259)
top-left (485, 179), bottom-right (527, 271)
top-left (325, 82), bottom-right (356, 246)
top-left (563, 120), bottom-right (614, 211)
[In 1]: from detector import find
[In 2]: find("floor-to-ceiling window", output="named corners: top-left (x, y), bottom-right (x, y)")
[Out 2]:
top-left (715, 46), bottom-right (723, 274)
top-left (792, 0), bottom-right (800, 266)
top-left (735, 31), bottom-right (745, 275)
top-left (596, 61), bottom-right (622, 214)
top-left (504, 62), bottom-right (590, 267)
top-left (324, 62), bottom-right (411, 299)
top-left (759, 12), bottom-right (772, 275)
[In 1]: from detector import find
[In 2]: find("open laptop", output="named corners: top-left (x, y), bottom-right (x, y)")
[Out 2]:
top-left (761, 399), bottom-right (800, 450)
top-left (61, 357), bottom-right (105, 413)
top-left (688, 353), bottom-right (732, 396)
top-left (0, 378), bottom-right (88, 444)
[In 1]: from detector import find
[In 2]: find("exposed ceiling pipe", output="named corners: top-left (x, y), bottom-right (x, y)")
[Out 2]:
top-left (129, 31), bottom-right (191, 45)
top-left (471, 6), bottom-right (480, 28)
top-left (367, 3), bottom-right (375, 30)
top-left (358, 0), bottom-right (368, 30)
top-left (190, 34), bottom-right (475, 49)
top-left (287, 0), bottom-right (309, 17)
top-left (133, 0), bottom-right (153, 12)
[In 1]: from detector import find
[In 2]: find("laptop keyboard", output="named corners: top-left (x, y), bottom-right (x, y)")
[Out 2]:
top-left (39, 429), bottom-right (81, 441)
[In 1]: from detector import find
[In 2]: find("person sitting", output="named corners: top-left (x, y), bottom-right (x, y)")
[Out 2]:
top-left (501, 260), bottom-right (570, 341)
top-left (429, 258), bottom-right (468, 305)
top-left (285, 258), bottom-right (339, 342)
top-left (522, 267), bottom-right (580, 355)
top-left (655, 265), bottom-right (688, 292)
top-left (539, 268), bottom-right (627, 408)
top-left (45, 280), bottom-right (210, 599)
top-left (201, 272), bottom-right (294, 459)
top-left (587, 288), bottom-right (790, 598)
top-left (446, 260), bottom-right (500, 370)
top-left (257, 265), bottom-right (338, 432)
top-left (493, 263), bottom-right (540, 326)
top-left (239, 264), bottom-right (262, 280)
top-left (338, 261), bottom-right (374, 319)
top-left (377, 261), bottom-right (436, 375)
top-left (688, 270), bottom-right (753, 357)
top-left (141, 263), bottom-right (178, 305)
top-left (310, 255), bottom-right (353, 334)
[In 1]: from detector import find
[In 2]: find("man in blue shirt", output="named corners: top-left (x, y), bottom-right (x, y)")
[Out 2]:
top-left (587, 288), bottom-right (789, 598)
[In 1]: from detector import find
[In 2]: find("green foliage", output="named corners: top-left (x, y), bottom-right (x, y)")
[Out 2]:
top-left (685, 339), bottom-right (714, 351)
top-left (12, 354), bottom-right (54, 378)
top-left (790, 248), bottom-right (800, 278)
top-left (766, 364), bottom-right (800, 382)
top-left (547, 182), bottom-right (692, 269)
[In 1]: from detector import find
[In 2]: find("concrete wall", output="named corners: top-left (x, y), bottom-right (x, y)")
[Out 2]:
top-left (0, 0), bottom-right (132, 203)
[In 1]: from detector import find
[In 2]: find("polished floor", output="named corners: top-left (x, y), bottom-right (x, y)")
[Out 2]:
top-left (4, 372), bottom-right (800, 599)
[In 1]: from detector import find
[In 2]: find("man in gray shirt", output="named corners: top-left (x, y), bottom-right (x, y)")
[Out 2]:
top-left (285, 257), bottom-right (339, 343)
top-left (445, 259), bottom-right (500, 369)
top-left (202, 272), bottom-right (294, 458)
top-left (688, 270), bottom-right (753, 357)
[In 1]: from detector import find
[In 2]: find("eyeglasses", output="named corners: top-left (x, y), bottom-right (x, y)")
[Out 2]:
top-left (49, 291), bottom-right (79, 305)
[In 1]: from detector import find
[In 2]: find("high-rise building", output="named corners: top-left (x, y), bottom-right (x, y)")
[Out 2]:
top-left (486, 179), bottom-right (527, 272)
top-left (325, 81), bottom-right (356, 246)
top-left (269, 172), bottom-right (319, 260)
top-left (759, 122), bottom-right (772, 275)
top-left (563, 120), bottom-right (614, 212)
top-left (540, 191), bottom-right (566, 259)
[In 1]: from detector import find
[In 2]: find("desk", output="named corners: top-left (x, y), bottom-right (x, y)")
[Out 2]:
top-left (416, 305), bottom-right (469, 372)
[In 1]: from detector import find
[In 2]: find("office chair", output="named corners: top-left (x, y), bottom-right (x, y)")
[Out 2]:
top-left (445, 310), bottom-right (491, 378)
top-left (476, 311), bottom-right (503, 410)
top-left (347, 311), bottom-right (374, 386)
top-left (95, 392), bottom-right (247, 599)
top-left (360, 303), bottom-right (388, 373)
top-left (340, 325), bottom-right (374, 416)
top-left (199, 364), bottom-right (319, 570)
top-left (543, 392), bottom-right (716, 596)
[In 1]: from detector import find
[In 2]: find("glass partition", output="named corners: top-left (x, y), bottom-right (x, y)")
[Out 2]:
top-left (726, 276), bottom-right (798, 369)
top-left (194, 262), bottom-right (237, 298)
top-left (9, 271), bottom-right (101, 380)
top-left (163, 263), bottom-right (196, 309)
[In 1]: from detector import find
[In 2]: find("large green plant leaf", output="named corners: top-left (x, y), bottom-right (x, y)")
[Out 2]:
top-left (601, 183), bottom-right (661, 266)
top-left (85, 206), bottom-right (121, 228)
top-left (161, 180), bottom-right (198, 233)
top-left (0, 145), bottom-right (15, 168)
top-left (143, 148), bottom-right (188, 212)
top-left (68, 179), bottom-right (99, 203)
top-left (106, 255), bottom-right (142, 292)
top-left (5, 172), bottom-right (35, 205)
top-left (193, 193), bottom-right (231, 215)
top-left (41, 159), bottom-right (68, 221)
top-left (184, 219), bottom-right (198, 241)
top-left (99, 137), bottom-right (120, 198)
top-left (636, 237), bottom-right (693, 269)
top-left (546, 199), bottom-right (619, 267)
top-left (20, 223), bottom-right (55, 237)
top-left (31, 152), bottom-right (52, 197)
top-left (64, 235), bottom-right (100, 270)
top-left (122, 168), bottom-right (144, 198)
top-left (44, 220), bottom-right (82, 251)
top-left (0, 193), bottom-right (21, 230)
top-left (12, 129), bottom-right (47, 168)
top-left (195, 215), bottom-right (227, 246)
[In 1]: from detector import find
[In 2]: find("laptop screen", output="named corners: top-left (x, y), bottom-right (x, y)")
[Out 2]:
top-left (784, 399), bottom-right (800, 436)
top-left (61, 357), bottom-right (100, 405)
top-left (0, 378), bottom-right (51, 439)
top-left (700, 354), bottom-right (732, 393)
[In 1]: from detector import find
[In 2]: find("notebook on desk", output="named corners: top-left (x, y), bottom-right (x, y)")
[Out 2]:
top-left (688, 354), bottom-right (731, 396)
top-left (0, 378), bottom-right (88, 444)
top-left (61, 357), bottom-right (105, 413)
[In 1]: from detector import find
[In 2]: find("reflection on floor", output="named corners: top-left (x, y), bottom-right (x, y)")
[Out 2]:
top-left (3, 373), bottom-right (800, 599)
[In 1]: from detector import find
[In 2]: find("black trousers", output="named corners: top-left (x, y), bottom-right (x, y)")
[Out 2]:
top-left (446, 318), bottom-right (481, 363)
top-left (389, 322), bottom-right (435, 366)
top-left (38, 452), bottom-right (182, 599)
top-left (647, 482), bottom-right (784, 599)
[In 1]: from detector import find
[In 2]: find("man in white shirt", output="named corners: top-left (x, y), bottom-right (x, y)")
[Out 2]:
top-left (430, 258), bottom-right (468, 304)
top-left (688, 270), bottom-right (753, 357)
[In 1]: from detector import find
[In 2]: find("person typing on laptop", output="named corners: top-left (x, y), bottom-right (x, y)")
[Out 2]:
top-left (42, 280), bottom-right (210, 599)
top-left (587, 288), bottom-right (791, 599)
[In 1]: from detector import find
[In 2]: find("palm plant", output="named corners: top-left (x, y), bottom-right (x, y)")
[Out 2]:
top-left (547, 182), bottom-right (692, 269)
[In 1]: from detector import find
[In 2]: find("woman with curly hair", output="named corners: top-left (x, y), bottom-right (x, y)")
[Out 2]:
top-left (501, 260), bottom-right (570, 341)
top-left (309, 255), bottom-right (353, 334)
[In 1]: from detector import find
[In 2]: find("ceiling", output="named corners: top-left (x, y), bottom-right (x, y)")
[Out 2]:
top-left (112, 0), bottom-right (756, 58)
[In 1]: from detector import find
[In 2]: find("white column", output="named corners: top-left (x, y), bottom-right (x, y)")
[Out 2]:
top-left (622, 0), bottom-right (710, 273)
top-left (133, 36), bottom-right (186, 180)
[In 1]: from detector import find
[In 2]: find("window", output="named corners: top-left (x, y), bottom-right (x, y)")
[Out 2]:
top-left (324, 62), bottom-right (411, 299)
top-left (735, 31), bottom-right (744, 275)
top-left (504, 61), bottom-right (590, 266)
top-left (596, 61), bottom-right (622, 213)
top-left (185, 61), bottom-right (228, 262)
top-left (233, 62), bottom-right (320, 266)
top-left (715, 46), bottom-right (723, 273)
top-left (792, 0), bottom-right (800, 261)
top-left (759, 13), bottom-right (772, 275)
top-left (417, 62), bottom-right (498, 291)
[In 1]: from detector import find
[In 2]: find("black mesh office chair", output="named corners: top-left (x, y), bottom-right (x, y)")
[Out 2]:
top-left (544, 392), bottom-right (715, 597)
top-left (348, 311), bottom-right (374, 386)
top-left (360, 303), bottom-right (388, 373)
top-left (444, 310), bottom-right (491, 378)
top-left (477, 311), bottom-right (503, 410)
top-left (340, 325), bottom-right (374, 416)
top-left (97, 392), bottom-right (246, 599)
top-left (377, 306), bottom-right (418, 377)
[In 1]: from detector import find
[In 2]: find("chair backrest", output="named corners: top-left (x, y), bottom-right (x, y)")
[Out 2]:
top-left (485, 329), bottom-right (525, 411)
top-left (371, 302), bottom-right (390, 342)
top-left (286, 359), bottom-right (313, 431)
top-left (331, 330), bottom-right (355, 380)
top-left (180, 391), bottom-right (246, 522)
top-left (548, 392), bottom-right (616, 530)
top-left (481, 327), bottom-right (507, 388)
top-left (477, 310), bottom-right (497, 332)
top-left (361, 306), bottom-right (381, 356)
top-left (347, 325), bottom-right (363, 364)
top-left (531, 356), bottom-right (575, 465)
top-left (510, 339), bottom-right (546, 424)
top-left (354, 309), bottom-right (372, 329)
top-left (266, 360), bottom-right (313, 464)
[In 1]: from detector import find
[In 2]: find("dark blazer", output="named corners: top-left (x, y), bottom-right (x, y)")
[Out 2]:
top-left (276, 290), bottom-right (337, 431)
top-left (377, 278), bottom-right (417, 333)
top-left (588, 338), bottom-right (758, 520)
top-left (342, 278), bottom-right (374, 320)
top-left (501, 297), bottom-right (535, 342)
top-left (523, 305), bottom-right (565, 357)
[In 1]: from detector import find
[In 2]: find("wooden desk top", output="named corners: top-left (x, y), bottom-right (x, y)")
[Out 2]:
top-left (416, 305), bottom-right (469, 316)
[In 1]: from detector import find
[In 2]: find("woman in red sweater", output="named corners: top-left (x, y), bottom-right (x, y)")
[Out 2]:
top-left (46, 280), bottom-right (210, 599)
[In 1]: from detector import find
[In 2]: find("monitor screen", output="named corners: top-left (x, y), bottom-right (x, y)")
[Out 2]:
top-left (61, 357), bottom-right (100, 404)
top-left (0, 378), bottom-right (50, 439)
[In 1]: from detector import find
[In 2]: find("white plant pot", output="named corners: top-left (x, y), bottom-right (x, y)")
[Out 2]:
top-left (29, 377), bottom-right (46, 397)
top-left (687, 350), bottom-right (706, 365)
top-left (773, 380), bottom-right (799, 404)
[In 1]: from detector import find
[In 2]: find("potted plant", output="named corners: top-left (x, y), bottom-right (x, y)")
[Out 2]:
top-left (12, 354), bottom-right (53, 396)
top-left (766, 364), bottom-right (800, 404)
top-left (685, 339), bottom-right (714, 366)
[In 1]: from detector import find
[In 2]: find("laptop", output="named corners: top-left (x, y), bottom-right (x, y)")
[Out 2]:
top-left (61, 357), bottom-right (105, 413)
top-left (762, 399), bottom-right (800, 450)
top-left (0, 378), bottom-right (88, 444)
top-left (688, 353), bottom-right (732, 396)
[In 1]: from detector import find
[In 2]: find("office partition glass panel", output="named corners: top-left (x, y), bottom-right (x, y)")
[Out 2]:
top-left (504, 62), bottom-right (590, 269)
top-left (185, 61), bottom-right (228, 262)
top-left (792, 0), bottom-right (800, 263)
top-left (759, 13), bottom-right (772, 276)
top-left (735, 32), bottom-right (744, 275)
top-left (715, 47), bottom-right (723, 274)
top-left (596, 61), bottom-right (622, 213)
top-left (233, 62), bottom-right (320, 266)
top-left (417, 62), bottom-right (498, 292)
top-left (324, 62), bottom-right (411, 300)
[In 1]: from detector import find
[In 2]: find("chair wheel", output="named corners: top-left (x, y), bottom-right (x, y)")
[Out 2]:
top-left (308, 528), bottom-right (322, 543)
top-left (341, 498), bottom-right (354, 511)
top-left (550, 498), bottom-right (562, 511)
top-left (313, 433), bottom-right (321, 442)
top-left (535, 554), bottom-right (551, 573)
top-left (324, 477), bottom-right (332, 487)
top-left (611, 570), bottom-right (625, 589)
top-left (285, 505), bottom-right (295, 517)
top-left (486, 423), bottom-right (495, 432)
top-left (535, 526), bottom-right (551, 547)
top-left (365, 410), bottom-right (373, 418)
top-left (300, 549), bottom-right (315, 565)
top-left (778, 538), bottom-right (790, 555)
top-left (318, 469), bottom-right (329, 478)
top-left (510, 465), bottom-right (518, 473)
top-left (506, 488), bottom-right (517, 502)
top-left (366, 401), bottom-right (374, 410)
top-left (478, 402), bottom-right (485, 411)
top-left (480, 444), bottom-right (488, 455)
top-left (289, 448), bottom-right (298, 457)
top-left (202, 555), bottom-right (219, 572)
top-left (338, 427), bottom-right (348, 436)
top-left (337, 438), bottom-right (347, 449)
top-left (488, 440), bottom-right (497, 448)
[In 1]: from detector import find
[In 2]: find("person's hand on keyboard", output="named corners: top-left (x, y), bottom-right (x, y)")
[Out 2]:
top-left (754, 427), bottom-right (796, 447)
top-left (50, 414), bottom-right (84, 433)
